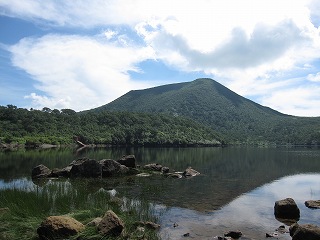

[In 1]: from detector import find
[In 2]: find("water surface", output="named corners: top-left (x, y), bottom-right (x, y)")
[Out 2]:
top-left (1, 147), bottom-right (320, 239)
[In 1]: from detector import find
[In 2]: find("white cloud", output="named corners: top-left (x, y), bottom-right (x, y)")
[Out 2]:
top-left (307, 72), bottom-right (320, 82)
top-left (2, 0), bottom-right (320, 115)
top-left (10, 34), bottom-right (154, 111)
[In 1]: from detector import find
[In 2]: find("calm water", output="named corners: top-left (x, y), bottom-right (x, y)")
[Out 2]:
top-left (1, 147), bottom-right (320, 239)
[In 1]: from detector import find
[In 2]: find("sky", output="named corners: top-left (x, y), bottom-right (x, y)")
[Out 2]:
top-left (1, 0), bottom-right (320, 116)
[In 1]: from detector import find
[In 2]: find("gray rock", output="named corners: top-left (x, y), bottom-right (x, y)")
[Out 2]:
top-left (183, 167), bottom-right (200, 178)
top-left (290, 223), bottom-right (320, 240)
top-left (32, 164), bottom-right (51, 178)
top-left (97, 210), bottom-right (124, 236)
top-left (70, 158), bottom-right (102, 178)
top-left (51, 166), bottom-right (72, 178)
top-left (143, 163), bottom-right (163, 171)
top-left (274, 198), bottom-right (300, 220)
top-left (99, 159), bottom-right (129, 177)
top-left (305, 200), bottom-right (320, 209)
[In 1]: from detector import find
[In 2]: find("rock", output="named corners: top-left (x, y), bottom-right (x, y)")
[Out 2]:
top-left (136, 173), bottom-right (152, 177)
top-left (99, 159), bottom-right (129, 177)
top-left (51, 166), bottom-right (72, 178)
top-left (70, 158), bottom-right (102, 178)
top-left (224, 230), bottom-right (242, 239)
top-left (117, 155), bottom-right (136, 168)
top-left (37, 215), bottom-right (85, 240)
top-left (290, 223), bottom-right (320, 240)
top-left (0, 207), bottom-right (9, 214)
top-left (166, 173), bottom-right (183, 179)
top-left (32, 164), bottom-right (51, 178)
top-left (161, 166), bottom-right (170, 174)
top-left (305, 200), bottom-right (320, 209)
top-left (183, 167), bottom-right (200, 178)
top-left (143, 163), bottom-right (163, 171)
top-left (274, 198), bottom-right (300, 220)
top-left (86, 217), bottom-right (102, 227)
top-left (97, 210), bottom-right (124, 236)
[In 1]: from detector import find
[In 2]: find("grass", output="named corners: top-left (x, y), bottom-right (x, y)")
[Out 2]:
top-left (0, 178), bottom-right (160, 240)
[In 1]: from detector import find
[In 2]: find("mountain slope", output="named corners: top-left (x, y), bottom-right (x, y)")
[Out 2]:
top-left (95, 78), bottom-right (320, 144)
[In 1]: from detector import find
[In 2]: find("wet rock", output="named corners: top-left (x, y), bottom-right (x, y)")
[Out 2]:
top-left (224, 230), bottom-right (242, 239)
top-left (99, 159), bottom-right (129, 177)
top-left (274, 198), bottom-right (300, 220)
top-left (37, 215), bottom-right (85, 240)
top-left (305, 200), bottom-right (320, 209)
top-left (32, 164), bottom-right (51, 178)
top-left (183, 232), bottom-right (190, 237)
top-left (290, 223), bottom-right (320, 240)
top-left (166, 173), bottom-right (183, 179)
top-left (70, 158), bottom-right (102, 178)
top-left (183, 167), bottom-right (200, 178)
top-left (97, 210), bottom-right (124, 236)
top-left (117, 155), bottom-right (136, 168)
top-left (143, 163), bottom-right (163, 171)
top-left (136, 173), bottom-right (152, 177)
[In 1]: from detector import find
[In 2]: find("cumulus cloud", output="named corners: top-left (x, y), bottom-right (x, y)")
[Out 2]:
top-left (10, 34), bottom-right (153, 111)
top-left (307, 72), bottom-right (320, 82)
top-left (2, 0), bottom-right (320, 115)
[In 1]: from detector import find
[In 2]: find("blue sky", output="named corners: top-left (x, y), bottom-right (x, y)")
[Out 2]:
top-left (1, 0), bottom-right (320, 116)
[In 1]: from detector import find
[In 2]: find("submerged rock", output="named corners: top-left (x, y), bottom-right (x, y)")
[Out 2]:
top-left (183, 167), bottom-right (200, 178)
top-left (97, 210), bottom-right (124, 236)
top-left (305, 200), bottom-right (320, 209)
top-left (37, 215), bottom-right (85, 240)
top-left (224, 230), bottom-right (242, 239)
top-left (290, 223), bottom-right (320, 240)
top-left (274, 198), bottom-right (300, 221)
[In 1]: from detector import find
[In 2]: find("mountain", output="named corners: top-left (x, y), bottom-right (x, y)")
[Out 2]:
top-left (94, 78), bottom-right (320, 145)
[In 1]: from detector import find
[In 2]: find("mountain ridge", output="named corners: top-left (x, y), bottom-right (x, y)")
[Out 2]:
top-left (94, 78), bottom-right (320, 144)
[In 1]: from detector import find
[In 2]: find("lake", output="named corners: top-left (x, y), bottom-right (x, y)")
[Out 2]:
top-left (1, 147), bottom-right (320, 239)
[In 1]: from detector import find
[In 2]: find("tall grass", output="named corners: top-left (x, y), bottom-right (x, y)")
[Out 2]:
top-left (0, 178), bottom-right (159, 239)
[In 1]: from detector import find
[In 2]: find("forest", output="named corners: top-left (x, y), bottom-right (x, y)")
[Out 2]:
top-left (0, 105), bottom-right (222, 147)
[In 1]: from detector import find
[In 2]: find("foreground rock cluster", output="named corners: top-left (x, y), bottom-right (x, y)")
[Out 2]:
top-left (37, 210), bottom-right (160, 240)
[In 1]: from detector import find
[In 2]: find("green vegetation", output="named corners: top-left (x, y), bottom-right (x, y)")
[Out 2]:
top-left (96, 78), bottom-right (320, 145)
top-left (0, 179), bottom-right (159, 240)
top-left (0, 104), bottom-right (221, 147)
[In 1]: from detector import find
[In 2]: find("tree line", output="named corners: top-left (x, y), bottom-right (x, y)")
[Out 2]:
top-left (0, 105), bottom-right (222, 147)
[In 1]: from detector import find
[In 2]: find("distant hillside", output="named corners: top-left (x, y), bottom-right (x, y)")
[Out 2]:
top-left (94, 78), bottom-right (320, 145)
top-left (0, 105), bottom-right (221, 147)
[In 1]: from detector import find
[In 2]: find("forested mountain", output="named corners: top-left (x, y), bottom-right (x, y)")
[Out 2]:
top-left (94, 78), bottom-right (320, 145)
top-left (0, 105), bottom-right (221, 146)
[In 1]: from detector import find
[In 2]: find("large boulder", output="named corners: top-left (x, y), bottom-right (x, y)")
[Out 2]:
top-left (274, 198), bottom-right (300, 221)
top-left (99, 159), bottom-right (129, 177)
top-left (117, 155), bottom-right (136, 168)
top-left (97, 210), bottom-right (124, 236)
top-left (305, 200), bottom-right (320, 209)
top-left (37, 215), bottom-right (85, 240)
top-left (290, 223), bottom-right (320, 240)
top-left (183, 167), bottom-right (200, 178)
top-left (32, 164), bottom-right (51, 178)
top-left (70, 158), bottom-right (102, 178)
